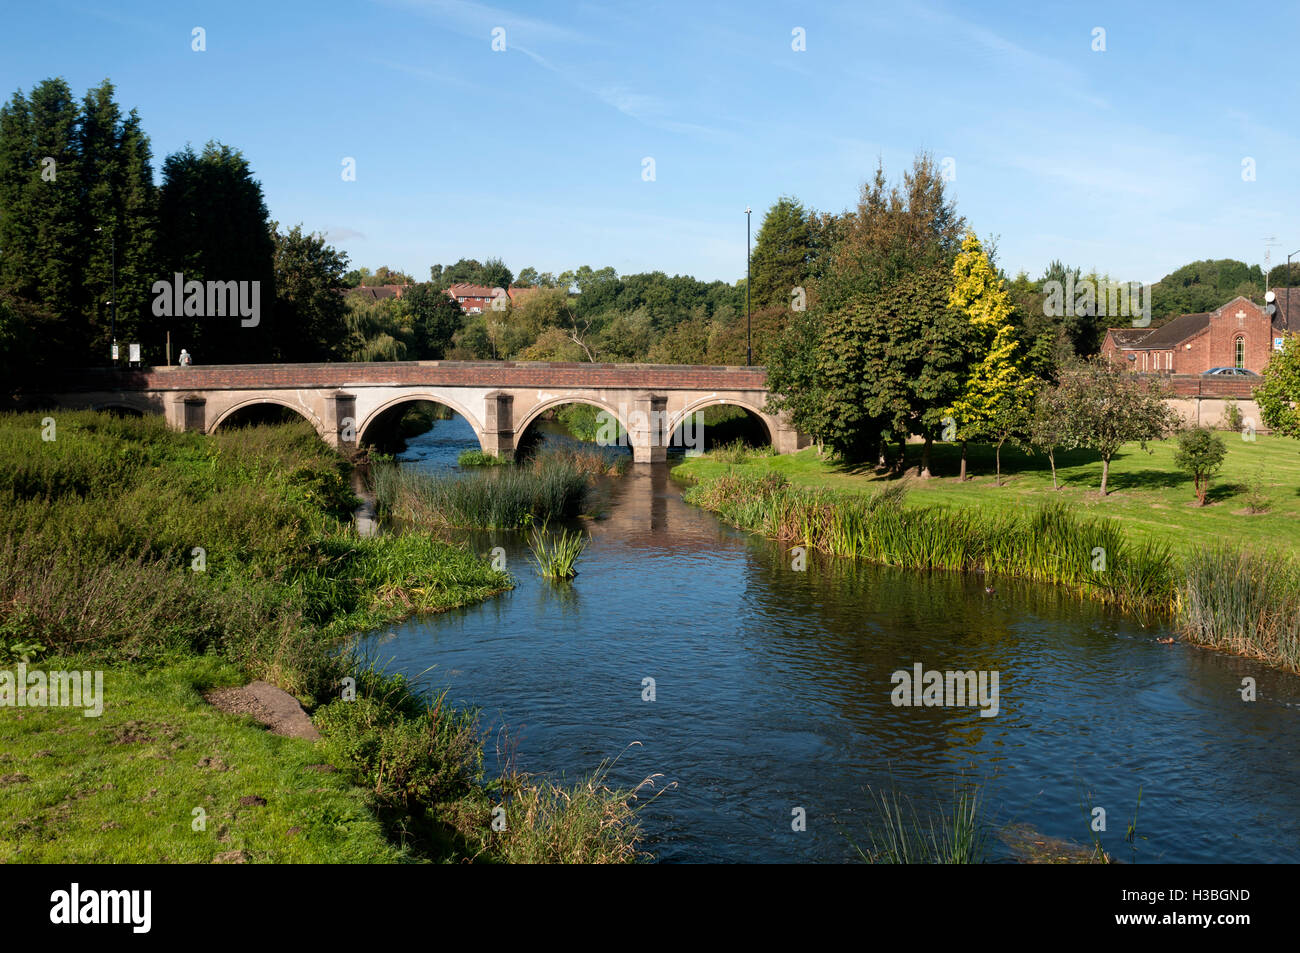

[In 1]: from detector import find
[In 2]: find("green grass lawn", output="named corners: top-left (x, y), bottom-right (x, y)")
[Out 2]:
top-left (674, 433), bottom-right (1300, 557)
top-left (0, 655), bottom-right (404, 863)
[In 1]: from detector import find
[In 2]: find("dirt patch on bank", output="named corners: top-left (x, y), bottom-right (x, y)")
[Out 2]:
top-left (204, 681), bottom-right (320, 741)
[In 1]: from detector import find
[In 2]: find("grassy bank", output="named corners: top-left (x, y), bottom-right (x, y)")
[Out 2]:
top-left (684, 471), bottom-right (1177, 613)
top-left (677, 460), bottom-right (1300, 672)
top-left (0, 411), bottom-right (646, 862)
top-left (674, 435), bottom-right (1300, 558)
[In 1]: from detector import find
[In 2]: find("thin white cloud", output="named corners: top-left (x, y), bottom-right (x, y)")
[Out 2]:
top-left (377, 0), bottom-right (593, 45)
top-left (909, 2), bottom-right (1109, 110)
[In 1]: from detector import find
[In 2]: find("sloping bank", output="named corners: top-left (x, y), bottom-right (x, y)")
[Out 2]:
top-left (0, 411), bottom-right (645, 863)
top-left (678, 469), bottom-right (1300, 674)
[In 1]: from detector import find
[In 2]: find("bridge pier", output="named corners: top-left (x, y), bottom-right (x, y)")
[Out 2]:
top-left (167, 395), bottom-right (206, 433)
top-left (482, 391), bottom-right (515, 460)
top-left (629, 392), bottom-right (667, 464)
top-left (330, 392), bottom-right (357, 450)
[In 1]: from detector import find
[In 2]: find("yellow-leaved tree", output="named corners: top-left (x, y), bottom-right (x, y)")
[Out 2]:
top-left (946, 233), bottom-right (1037, 484)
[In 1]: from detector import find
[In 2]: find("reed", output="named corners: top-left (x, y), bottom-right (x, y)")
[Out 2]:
top-left (527, 522), bottom-right (588, 579)
top-left (373, 455), bottom-right (588, 529)
top-left (683, 471), bottom-right (1177, 613)
top-left (849, 785), bottom-right (989, 864)
top-left (1179, 545), bottom-right (1300, 670)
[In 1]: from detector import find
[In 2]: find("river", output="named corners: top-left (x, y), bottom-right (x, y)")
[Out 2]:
top-left (362, 415), bottom-right (1300, 863)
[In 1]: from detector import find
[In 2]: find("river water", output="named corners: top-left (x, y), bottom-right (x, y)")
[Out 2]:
top-left (365, 416), bottom-right (1300, 863)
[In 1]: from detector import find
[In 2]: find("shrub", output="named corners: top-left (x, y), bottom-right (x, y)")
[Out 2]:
top-left (1173, 427), bottom-right (1227, 505)
top-left (458, 449), bottom-right (509, 467)
top-left (1221, 398), bottom-right (1244, 433)
top-left (314, 669), bottom-right (484, 808)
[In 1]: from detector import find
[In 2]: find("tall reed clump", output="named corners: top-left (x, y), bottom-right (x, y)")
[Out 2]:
top-left (372, 454), bottom-right (588, 529)
top-left (527, 442), bottom-right (631, 477)
top-left (1179, 545), bottom-right (1300, 671)
top-left (527, 523), bottom-right (588, 578)
top-left (848, 785), bottom-right (989, 864)
top-left (485, 759), bottom-right (660, 864)
top-left (683, 471), bottom-right (1177, 613)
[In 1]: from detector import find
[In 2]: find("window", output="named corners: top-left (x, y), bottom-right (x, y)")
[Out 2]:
top-left (1235, 336), bottom-right (1245, 369)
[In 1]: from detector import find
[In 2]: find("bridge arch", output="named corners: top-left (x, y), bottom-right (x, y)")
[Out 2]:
top-left (513, 395), bottom-right (631, 446)
top-left (358, 392), bottom-right (485, 450)
top-left (209, 396), bottom-right (325, 434)
top-left (89, 396), bottom-right (153, 417)
top-left (666, 396), bottom-right (775, 448)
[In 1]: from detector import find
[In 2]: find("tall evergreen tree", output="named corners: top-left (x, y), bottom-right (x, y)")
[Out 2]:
top-left (749, 196), bottom-right (814, 312)
top-left (0, 78), bottom-right (155, 365)
top-left (156, 141), bottom-right (275, 363)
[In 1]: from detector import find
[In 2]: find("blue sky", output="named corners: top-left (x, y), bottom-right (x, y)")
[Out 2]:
top-left (6, 0), bottom-right (1298, 285)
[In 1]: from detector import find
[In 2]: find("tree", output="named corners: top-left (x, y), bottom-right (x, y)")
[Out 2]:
top-left (1028, 384), bottom-right (1071, 490)
top-left (820, 152), bottom-right (966, 312)
top-left (749, 196), bottom-right (814, 311)
top-left (476, 256), bottom-right (513, 289)
top-left (270, 223), bottom-right (350, 360)
top-left (1055, 358), bottom-right (1180, 495)
top-left (0, 78), bottom-right (157, 364)
top-left (765, 306), bottom-right (832, 453)
top-left (156, 141), bottom-right (275, 363)
top-left (947, 233), bottom-right (1036, 482)
top-left (1255, 334), bottom-right (1300, 439)
top-left (1174, 427), bottom-right (1227, 505)
top-left (1151, 259), bottom-right (1262, 323)
top-left (403, 283), bottom-right (463, 359)
top-left (767, 153), bottom-right (967, 463)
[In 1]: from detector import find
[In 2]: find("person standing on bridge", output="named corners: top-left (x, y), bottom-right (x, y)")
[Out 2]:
top-left (179, 349), bottom-right (192, 367)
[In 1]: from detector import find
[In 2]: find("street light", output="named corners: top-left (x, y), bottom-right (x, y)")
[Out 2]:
top-left (745, 206), bottom-right (752, 367)
top-left (1286, 249), bottom-right (1300, 329)
top-left (94, 225), bottom-right (117, 363)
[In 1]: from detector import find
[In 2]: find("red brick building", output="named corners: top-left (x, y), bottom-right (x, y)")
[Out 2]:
top-left (445, 284), bottom-right (541, 313)
top-left (1101, 294), bottom-right (1292, 374)
top-left (446, 283), bottom-right (506, 313)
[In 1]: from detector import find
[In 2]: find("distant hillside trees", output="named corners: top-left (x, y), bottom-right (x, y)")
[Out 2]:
top-left (1150, 259), bottom-right (1263, 322)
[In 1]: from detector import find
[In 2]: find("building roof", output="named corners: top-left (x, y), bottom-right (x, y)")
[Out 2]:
top-left (1107, 327), bottom-right (1156, 347)
top-left (1269, 287), bottom-right (1299, 333)
top-left (347, 284), bottom-right (407, 301)
top-left (447, 283), bottom-right (505, 299)
top-left (507, 285), bottom-right (540, 303)
top-left (1133, 311), bottom-right (1213, 349)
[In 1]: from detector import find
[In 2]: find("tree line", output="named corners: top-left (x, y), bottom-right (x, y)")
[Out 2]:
top-left (0, 76), bottom-right (1289, 396)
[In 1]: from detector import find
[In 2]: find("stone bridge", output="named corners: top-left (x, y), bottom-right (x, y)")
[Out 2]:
top-left (29, 361), bottom-right (806, 462)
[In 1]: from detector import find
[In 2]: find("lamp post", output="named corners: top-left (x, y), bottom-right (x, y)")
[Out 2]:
top-left (1287, 249), bottom-right (1300, 329)
top-left (745, 206), bottom-right (752, 366)
top-left (95, 225), bottom-right (117, 363)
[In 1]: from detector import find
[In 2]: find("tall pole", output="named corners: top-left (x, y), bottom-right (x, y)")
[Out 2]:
top-left (95, 225), bottom-right (118, 363)
top-left (110, 229), bottom-right (117, 361)
top-left (745, 206), bottom-right (752, 366)
top-left (1287, 250), bottom-right (1300, 330)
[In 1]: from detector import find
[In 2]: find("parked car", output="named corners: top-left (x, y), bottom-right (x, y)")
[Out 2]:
top-left (1202, 367), bottom-right (1259, 377)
